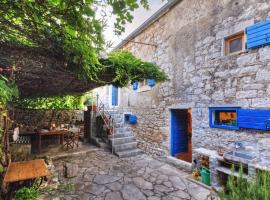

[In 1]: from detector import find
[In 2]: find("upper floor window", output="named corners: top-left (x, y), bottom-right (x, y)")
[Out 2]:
top-left (225, 32), bottom-right (245, 55)
top-left (132, 79), bottom-right (155, 92)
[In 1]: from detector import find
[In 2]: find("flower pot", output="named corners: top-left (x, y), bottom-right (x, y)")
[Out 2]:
top-left (88, 105), bottom-right (97, 111)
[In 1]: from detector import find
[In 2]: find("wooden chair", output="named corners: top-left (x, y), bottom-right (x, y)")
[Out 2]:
top-left (63, 131), bottom-right (74, 150)
top-left (63, 128), bottom-right (80, 150)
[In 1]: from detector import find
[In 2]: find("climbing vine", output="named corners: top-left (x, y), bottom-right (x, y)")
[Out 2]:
top-left (0, 0), bottom-right (150, 81)
top-left (101, 51), bottom-right (167, 86)
top-left (0, 75), bottom-right (18, 108)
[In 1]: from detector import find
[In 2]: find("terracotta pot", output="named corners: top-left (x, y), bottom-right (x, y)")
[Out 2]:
top-left (88, 105), bottom-right (97, 111)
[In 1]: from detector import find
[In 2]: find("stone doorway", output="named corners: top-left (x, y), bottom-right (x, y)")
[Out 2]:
top-left (170, 109), bottom-right (192, 163)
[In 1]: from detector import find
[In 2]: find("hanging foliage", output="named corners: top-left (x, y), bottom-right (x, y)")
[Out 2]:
top-left (0, 0), bottom-right (150, 81)
top-left (101, 50), bottom-right (167, 86)
top-left (14, 95), bottom-right (85, 110)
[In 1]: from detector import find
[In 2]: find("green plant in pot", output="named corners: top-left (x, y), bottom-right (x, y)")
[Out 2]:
top-left (84, 98), bottom-right (96, 111)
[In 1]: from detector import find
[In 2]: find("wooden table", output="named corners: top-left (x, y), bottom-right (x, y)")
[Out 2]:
top-left (37, 130), bottom-right (68, 153)
top-left (4, 159), bottom-right (49, 183)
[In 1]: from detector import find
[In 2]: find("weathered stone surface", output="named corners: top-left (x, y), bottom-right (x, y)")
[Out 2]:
top-left (133, 177), bottom-right (153, 190)
top-left (106, 181), bottom-right (123, 191)
top-left (84, 184), bottom-right (106, 195)
top-left (169, 176), bottom-right (186, 190)
top-left (259, 46), bottom-right (270, 62)
top-left (105, 192), bottom-right (123, 200)
top-left (64, 163), bottom-right (79, 178)
top-left (187, 182), bottom-right (211, 200)
top-left (44, 150), bottom-right (215, 200)
top-left (122, 184), bottom-right (146, 200)
top-left (93, 174), bottom-right (122, 184)
top-left (168, 190), bottom-right (190, 199)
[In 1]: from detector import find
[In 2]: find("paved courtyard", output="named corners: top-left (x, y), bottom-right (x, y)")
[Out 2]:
top-left (42, 149), bottom-right (216, 200)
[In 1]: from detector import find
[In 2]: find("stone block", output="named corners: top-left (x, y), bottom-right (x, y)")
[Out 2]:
top-left (252, 98), bottom-right (270, 108)
top-left (237, 90), bottom-right (257, 99)
top-left (256, 68), bottom-right (270, 82)
top-left (64, 163), bottom-right (79, 178)
top-left (259, 46), bottom-right (270, 62)
top-left (237, 53), bottom-right (257, 66)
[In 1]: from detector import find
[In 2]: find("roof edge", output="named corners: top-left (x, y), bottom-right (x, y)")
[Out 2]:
top-left (113, 0), bottom-right (181, 50)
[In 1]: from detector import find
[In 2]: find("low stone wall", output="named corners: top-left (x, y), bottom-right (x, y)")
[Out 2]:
top-left (10, 108), bottom-right (83, 133)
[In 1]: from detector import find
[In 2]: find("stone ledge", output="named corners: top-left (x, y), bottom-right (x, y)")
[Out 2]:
top-left (165, 156), bottom-right (192, 172)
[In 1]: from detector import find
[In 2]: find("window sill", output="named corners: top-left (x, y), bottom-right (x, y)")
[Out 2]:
top-left (210, 124), bottom-right (240, 130)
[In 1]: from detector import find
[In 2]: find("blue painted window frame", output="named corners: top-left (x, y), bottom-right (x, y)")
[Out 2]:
top-left (209, 107), bottom-right (241, 130)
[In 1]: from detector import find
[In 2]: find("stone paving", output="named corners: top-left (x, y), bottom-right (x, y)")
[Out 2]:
top-left (42, 149), bottom-right (217, 200)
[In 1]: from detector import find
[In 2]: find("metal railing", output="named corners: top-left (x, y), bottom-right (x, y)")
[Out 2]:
top-left (95, 94), bottom-right (115, 153)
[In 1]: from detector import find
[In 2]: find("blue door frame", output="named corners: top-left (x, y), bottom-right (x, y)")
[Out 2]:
top-left (170, 109), bottom-right (189, 157)
top-left (111, 85), bottom-right (118, 106)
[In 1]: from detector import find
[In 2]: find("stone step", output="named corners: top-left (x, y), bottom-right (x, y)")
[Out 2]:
top-left (109, 136), bottom-right (136, 145)
top-left (114, 148), bottom-right (144, 158)
top-left (113, 142), bottom-right (138, 152)
top-left (111, 133), bottom-right (133, 138)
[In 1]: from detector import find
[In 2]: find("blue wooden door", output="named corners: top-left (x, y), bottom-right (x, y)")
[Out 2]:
top-left (171, 110), bottom-right (188, 157)
top-left (111, 85), bottom-right (118, 106)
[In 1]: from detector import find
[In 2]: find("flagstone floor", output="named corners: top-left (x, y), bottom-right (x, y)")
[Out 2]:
top-left (41, 149), bottom-right (217, 200)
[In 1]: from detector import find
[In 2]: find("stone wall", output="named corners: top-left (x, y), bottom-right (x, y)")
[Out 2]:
top-left (96, 0), bottom-right (270, 157)
top-left (10, 108), bottom-right (83, 133)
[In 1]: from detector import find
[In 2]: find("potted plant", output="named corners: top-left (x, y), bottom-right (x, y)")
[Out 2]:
top-left (84, 98), bottom-right (96, 111)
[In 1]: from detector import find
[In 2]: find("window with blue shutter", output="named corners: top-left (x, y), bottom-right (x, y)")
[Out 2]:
top-left (111, 85), bottom-right (118, 106)
top-left (209, 107), bottom-right (240, 130)
top-left (246, 19), bottom-right (270, 49)
top-left (147, 79), bottom-right (155, 87)
top-left (132, 81), bottom-right (138, 91)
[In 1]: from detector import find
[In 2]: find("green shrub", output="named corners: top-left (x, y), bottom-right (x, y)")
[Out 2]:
top-left (219, 166), bottom-right (270, 200)
top-left (13, 187), bottom-right (39, 200)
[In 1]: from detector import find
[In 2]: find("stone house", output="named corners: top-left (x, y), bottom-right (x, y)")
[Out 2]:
top-left (94, 0), bottom-right (270, 172)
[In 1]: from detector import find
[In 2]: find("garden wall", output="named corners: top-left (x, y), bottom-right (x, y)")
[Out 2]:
top-left (10, 108), bottom-right (83, 133)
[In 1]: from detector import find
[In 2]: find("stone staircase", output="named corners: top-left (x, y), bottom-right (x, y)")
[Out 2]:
top-left (108, 112), bottom-right (143, 158)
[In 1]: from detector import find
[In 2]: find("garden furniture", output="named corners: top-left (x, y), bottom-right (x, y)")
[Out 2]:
top-left (37, 129), bottom-right (68, 153)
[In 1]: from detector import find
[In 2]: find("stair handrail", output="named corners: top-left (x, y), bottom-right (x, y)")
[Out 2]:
top-left (95, 94), bottom-right (114, 134)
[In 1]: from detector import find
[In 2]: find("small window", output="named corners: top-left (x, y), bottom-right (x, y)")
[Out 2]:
top-left (209, 107), bottom-right (240, 130)
top-left (225, 32), bottom-right (245, 55)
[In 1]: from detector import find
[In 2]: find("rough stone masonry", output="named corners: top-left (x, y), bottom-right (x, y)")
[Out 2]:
top-left (96, 0), bottom-right (270, 159)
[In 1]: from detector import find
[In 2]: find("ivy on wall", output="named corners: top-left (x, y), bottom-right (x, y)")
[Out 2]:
top-left (0, 75), bottom-right (18, 108)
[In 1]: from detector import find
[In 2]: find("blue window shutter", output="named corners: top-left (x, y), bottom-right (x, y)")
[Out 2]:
top-left (111, 85), bottom-right (118, 106)
top-left (238, 109), bottom-right (270, 130)
top-left (147, 79), bottom-right (156, 87)
top-left (246, 19), bottom-right (270, 49)
top-left (132, 81), bottom-right (138, 91)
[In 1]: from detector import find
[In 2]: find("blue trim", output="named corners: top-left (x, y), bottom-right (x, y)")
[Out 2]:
top-left (209, 107), bottom-right (241, 130)
top-left (129, 115), bottom-right (137, 124)
top-left (147, 79), bottom-right (156, 87)
top-left (246, 19), bottom-right (270, 49)
top-left (132, 81), bottom-right (139, 91)
top-left (111, 85), bottom-right (118, 106)
top-left (170, 111), bottom-right (173, 156)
